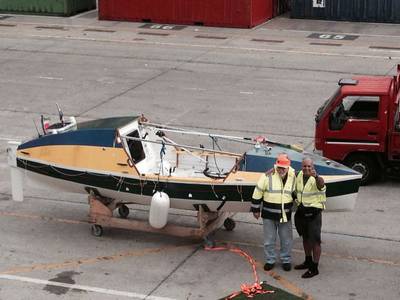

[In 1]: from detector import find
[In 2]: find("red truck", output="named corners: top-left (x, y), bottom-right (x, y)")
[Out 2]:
top-left (315, 65), bottom-right (400, 185)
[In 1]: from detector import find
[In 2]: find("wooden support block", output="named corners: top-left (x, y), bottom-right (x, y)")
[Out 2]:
top-left (88, 194), bottom-right (234, 241)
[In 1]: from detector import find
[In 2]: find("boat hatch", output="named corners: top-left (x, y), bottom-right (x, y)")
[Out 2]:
top-left (117, 120), bottom-right (145, 165)
top-left (126, 130), bottom-right (145, 163)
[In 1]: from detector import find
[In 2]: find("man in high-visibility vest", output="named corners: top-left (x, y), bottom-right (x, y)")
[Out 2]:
top-left (251, 154), bottom-right (296, 272)
top-left (294, 157), bottom-right (326, 278)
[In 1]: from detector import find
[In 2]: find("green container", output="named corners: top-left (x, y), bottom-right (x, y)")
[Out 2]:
top-left (0, 0), bottom-right (96, 16)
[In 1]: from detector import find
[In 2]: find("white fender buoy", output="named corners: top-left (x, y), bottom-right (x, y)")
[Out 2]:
top-left (7, 141), bottom-right (24, 202)
top-left (149, 192), bottom-right (170, 229)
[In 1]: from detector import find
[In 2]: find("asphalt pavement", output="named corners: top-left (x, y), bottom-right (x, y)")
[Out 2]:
top-left (0, 10), bottom-right (399, 300)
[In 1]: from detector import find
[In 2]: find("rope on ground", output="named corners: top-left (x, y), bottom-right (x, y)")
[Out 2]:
top-left (204, 245), bottom-right (274, 299)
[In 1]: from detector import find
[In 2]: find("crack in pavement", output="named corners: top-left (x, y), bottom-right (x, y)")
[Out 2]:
top-left (145, 245), bottom-right (202, 300)
top-left (77, 32), bottom-right (244, 117)
top-left (0, 46), bottom-right (385, 78)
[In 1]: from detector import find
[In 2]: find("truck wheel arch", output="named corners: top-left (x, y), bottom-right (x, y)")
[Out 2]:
top-left (343, 153), bottom-right (380, 185)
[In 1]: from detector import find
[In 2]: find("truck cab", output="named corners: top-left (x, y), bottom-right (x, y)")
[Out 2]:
top-left (315, 65), bottom-right (400, 184)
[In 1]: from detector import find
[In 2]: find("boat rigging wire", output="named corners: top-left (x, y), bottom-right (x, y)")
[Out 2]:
top-left (210, 136), bottom-right (223, 175)
top-left (162, 136), bottom-right (208, 164)
top-left (121, 135), bottom-right (240, 157)
top-left (141, 121), bottom-right (303, 152)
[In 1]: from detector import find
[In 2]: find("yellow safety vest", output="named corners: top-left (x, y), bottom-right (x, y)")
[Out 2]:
top-left (253, 167), bottom-right (296, 222)
top-left (296, 171), bottom-right (326, 210)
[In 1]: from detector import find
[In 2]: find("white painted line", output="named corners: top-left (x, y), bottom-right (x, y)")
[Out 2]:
top-left (181, 87), bottom-right (206, 91)
top-left (258, 27), bottom-right (400, 38)
top-left (6, 33), bottom-right (398, 60)
top-left (369, 48), bottom-right (400, 53)
top-left (38, 76), bottom-right (64, 81)
top-left (239, 91), bottom-right (254, 95)
top-left (0, 274), bottom-right (176, 300)
top-left (0, 136), bottom-right (23, 142)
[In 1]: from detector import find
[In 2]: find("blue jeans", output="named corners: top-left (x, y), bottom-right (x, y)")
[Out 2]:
top-left (262, 218), bottom-right (293, 264)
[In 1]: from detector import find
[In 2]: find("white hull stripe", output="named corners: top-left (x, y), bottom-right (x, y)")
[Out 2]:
top-left (17, 157), bottom-right (361, 187)
top-left (0, 274), bottom-right (176, 300)
top-left (17, 157), bottom-right (258, 186)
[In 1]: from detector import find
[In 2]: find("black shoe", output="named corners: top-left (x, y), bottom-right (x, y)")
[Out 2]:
top-left (282, 263), bottom-right (291, 271)
top-left (302, 268), bottom-right (319, 278)
top-left (294, 262), bottom-right (310, 270)
top-left (264, 263), bottom-right (275, 271)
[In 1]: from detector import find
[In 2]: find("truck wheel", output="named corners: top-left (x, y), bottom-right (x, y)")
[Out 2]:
top-left (345, 154), bottom-right (377, 185)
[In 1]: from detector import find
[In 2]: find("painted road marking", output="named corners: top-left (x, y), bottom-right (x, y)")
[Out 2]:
top-left (251, 38), bottom-right (284, 43)
top-left (0, 23), bottom-right (16, 27)
top-left (83, 28), bottom-right (116, 33)
top-left (181, 87), bottom-right (206, 91)
top-left (218, 240), bottom-right (400, 267)
top-left (0, 31), bottom-right (399, 60)
top-left (0, 274), bottom-right (176, 300)
top-left (38, 76), bottom-right (64, 80)
top-left (17, 33), bottom-right (399, 61)
top-left (309, 42), bottom-right (342, 47)
top-left (370, 45), bottom-right (400, 52)
top-left (35, 25), bottom-right (67, 31)
top-left (0, 242), bottom-right (194, 275)
top-left (1, 210), bottom-right (398, 268)
top-left (0, 136), bottom-right (24, 141)
top-left (138, 31), bottom-right (170, 37)
top-left (140, 24), bottom-right (186, 31)
top-left (0, 211), bottom-right (86, 225)
top-left (308, 33), bottom-right (359, 41)
top-left (195, 34), bottom-right (227, 40)
top-left (257, 262), bottom-right (312, 300)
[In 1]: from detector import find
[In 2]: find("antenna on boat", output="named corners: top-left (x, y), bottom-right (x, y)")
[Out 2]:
top-left (56, 103), bottom-right (64, 126)
top-left (40, 115), bottom-right (46, 135)
top-left (33, 119), bottom-right (41, 138)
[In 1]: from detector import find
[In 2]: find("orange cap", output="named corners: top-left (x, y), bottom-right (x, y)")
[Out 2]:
top-left (275, 154), bottom-right (290, 168)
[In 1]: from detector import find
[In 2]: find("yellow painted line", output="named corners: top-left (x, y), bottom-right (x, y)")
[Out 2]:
top-left (321, 250), bottom-right (400, 267)
top-left (3, 211), bottom-right (399, 268)
top-left (3, 211), bottom-right (399, 267)
top-left (210, 241), bottom-right (312, 299)
top-left (0, 211), bottom-right (86, 225)
top-left (0, 244), bottom-right (195, 275)
top-left (217, 240), bottom-right (400, 267)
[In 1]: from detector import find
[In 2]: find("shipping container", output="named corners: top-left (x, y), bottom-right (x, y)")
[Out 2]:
top-left (273, 0), bottom-right (289, 17)
top-left (99, 0), bottom-right (274, 28)
top-left (291, 0), bottom-right (400, 24)
top-left (0, 0), bottom-right (96, 17)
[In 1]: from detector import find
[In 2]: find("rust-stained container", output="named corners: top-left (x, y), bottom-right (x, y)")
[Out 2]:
top-left (0, 0), bottom-right (96, 16)
top-left (99, 0), bottom-right (273, 28)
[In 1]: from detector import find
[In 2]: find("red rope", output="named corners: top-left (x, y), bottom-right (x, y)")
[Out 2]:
top-left (204, 245), bottom-right (275, 299)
